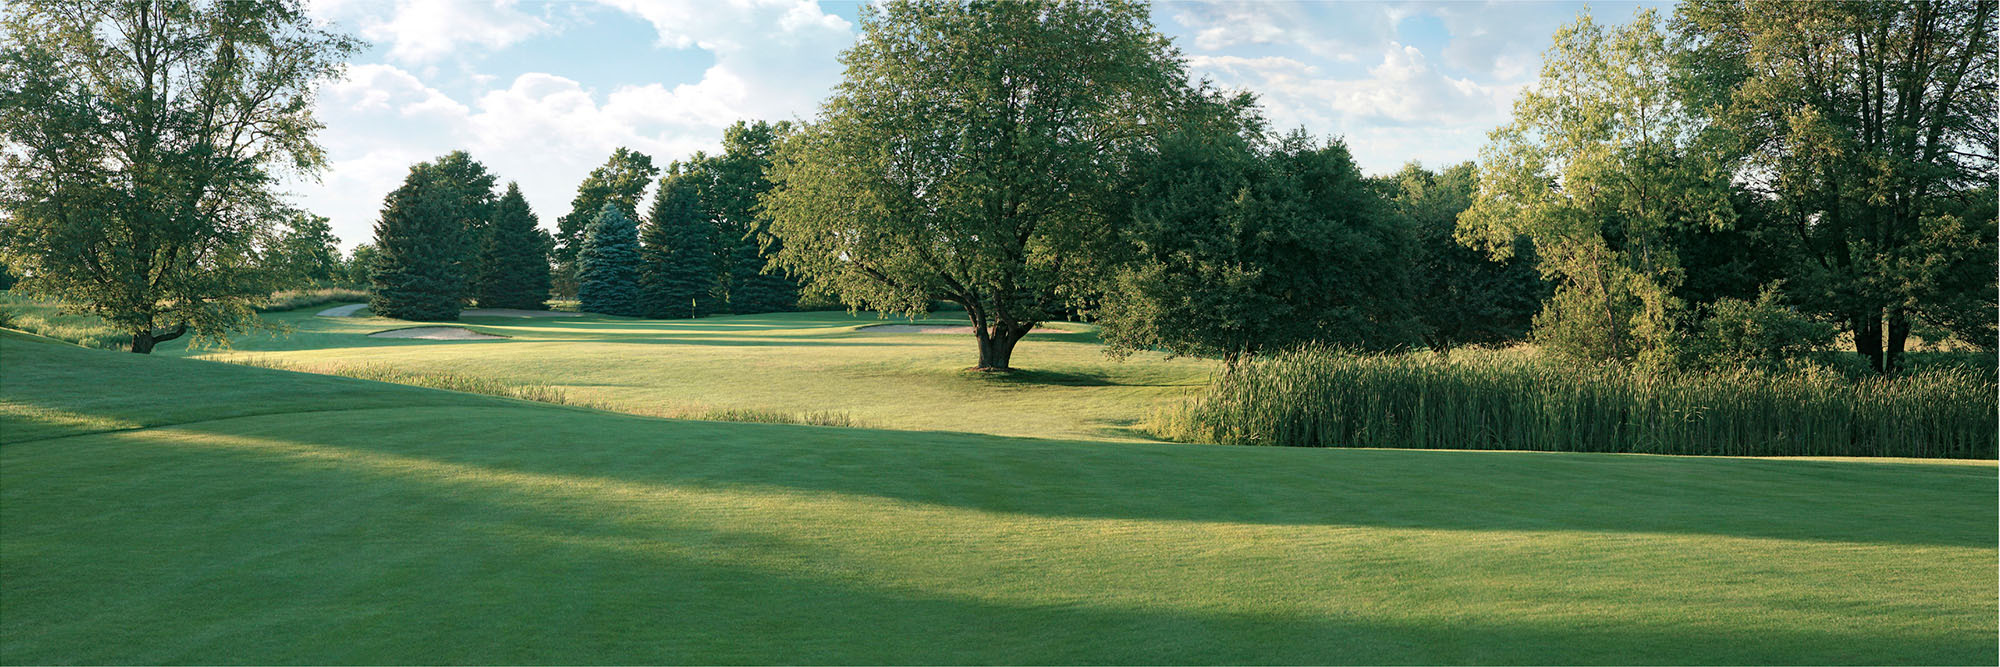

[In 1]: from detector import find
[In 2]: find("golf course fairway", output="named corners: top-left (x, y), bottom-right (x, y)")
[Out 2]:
top-left (2, 329), bottom-right (1994, 664)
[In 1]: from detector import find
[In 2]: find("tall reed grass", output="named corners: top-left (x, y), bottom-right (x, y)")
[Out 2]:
top-left (1148, 346), bottom-right (1996, 459)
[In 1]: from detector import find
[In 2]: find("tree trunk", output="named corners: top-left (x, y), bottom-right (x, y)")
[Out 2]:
top-left (1884, 307), bottom-right (1912, 374)
top-left (1853, 307), bottom-right (1885, 372)
top-left (974, 322), bottom-right (1032, 371)
top-left (128, 322), bottom-right (186, 354)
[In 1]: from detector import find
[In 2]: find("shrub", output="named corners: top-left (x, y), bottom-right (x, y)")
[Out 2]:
top-left (1689, 284), bottom-right (1834, 370)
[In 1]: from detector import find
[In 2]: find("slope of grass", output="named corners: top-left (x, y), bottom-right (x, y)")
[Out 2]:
top-left (3, 334), bottom-right (1994, 664)
top-left (172, 307), bottom-right (1215, 441)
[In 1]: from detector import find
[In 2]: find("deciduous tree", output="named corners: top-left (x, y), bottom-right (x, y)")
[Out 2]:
top-left (0, 0), bottom-right (359, 352)
top-left (764, 0), bottom-right (1192, 370)
top-left (1675, 0), bottom-right (1997, 371)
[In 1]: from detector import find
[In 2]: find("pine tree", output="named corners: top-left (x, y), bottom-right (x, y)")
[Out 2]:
top-left (639, 167), bottom-right (716, 318)
top-left (576, 202), bottom-right (642, 316)
top-left (369, 165), bottom-right (466, 321)
top-left (474, 182), bottom-right (552, 310)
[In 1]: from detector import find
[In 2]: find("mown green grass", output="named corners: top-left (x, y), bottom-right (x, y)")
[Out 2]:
top-left (2, 333), bottom-right (1995, 664)
top-left (172, 306), bottom-right (1215, 441)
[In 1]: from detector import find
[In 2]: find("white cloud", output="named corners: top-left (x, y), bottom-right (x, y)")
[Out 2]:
top-left (1187, 42), bottom-right (1518, 174)
top-left (310, 0), bottom-right (551, 64)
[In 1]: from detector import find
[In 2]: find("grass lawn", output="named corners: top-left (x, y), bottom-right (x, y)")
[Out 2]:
top-left (3, 333), bottom-right (1994, 664)
top-left (168, 306), bottom-right (1218, 441)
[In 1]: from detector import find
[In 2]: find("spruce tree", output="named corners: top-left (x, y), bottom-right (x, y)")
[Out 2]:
top-left (576, 202), bottom-right (642, 316)
top-left (639, 167), bottom-right (716, 318)
top-left (554, 148), bottom-right (656, 298)
top-left (369, 165), bottom-right (466, 321)
top-left (474, 182), bottom-right (552, 310)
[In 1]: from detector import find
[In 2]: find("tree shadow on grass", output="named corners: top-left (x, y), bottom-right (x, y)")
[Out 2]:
top-left (83, 406), bottom-right (2000, 549)
top-left (5, 431), bottom-right (1992, 665)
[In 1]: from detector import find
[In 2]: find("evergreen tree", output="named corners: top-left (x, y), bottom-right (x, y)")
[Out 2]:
top-left (576, 202), bottom-right (642, 316)
top-left (474, 182), bottom-right (552, 310)
top-left (369, 165), bottom-right (466, 321)
top-left (554, 148), bottom-right (657, 298)
top-left (427, 151), bottom-right (499, 294)
top-left (639, 166), bottom-right (716, 318)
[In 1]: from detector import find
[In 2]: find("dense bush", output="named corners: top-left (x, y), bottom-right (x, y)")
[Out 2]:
top-left (1150, 346), bottom-right (1996, 459)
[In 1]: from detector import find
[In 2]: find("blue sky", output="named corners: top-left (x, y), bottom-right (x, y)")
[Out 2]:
top-left (298, 0), bottom-right (1669, 250)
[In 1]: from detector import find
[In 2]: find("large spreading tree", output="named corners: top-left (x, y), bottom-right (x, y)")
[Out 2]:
top-left (0, 0), bottom-right (359, 352)
top-left (576, 202), bottom-right (642, 316)
top-left (473, 182), bottom-right (551, 310)
top-left (764, 0), bottom-right (1193, 370)
top-left (1675, 0), bottom-right (1997, 371)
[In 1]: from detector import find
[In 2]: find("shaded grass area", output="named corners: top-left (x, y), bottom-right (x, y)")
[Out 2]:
top-left (3, 334), bottom-right (1996, 664)
top-left (0, 288), bottom-right (369, 350)
top-left (176, 308), bottom-right (1206, 442)
top-left (1152, 346), bottom-right (1998, 458)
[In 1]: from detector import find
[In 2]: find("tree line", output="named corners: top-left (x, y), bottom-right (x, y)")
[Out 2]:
top-left (3, 0), bottom-right (1991, 374)
top-left (364, 121), bottom-right (803, 320)
top-left (760, 0), bottom-right (1994, 372)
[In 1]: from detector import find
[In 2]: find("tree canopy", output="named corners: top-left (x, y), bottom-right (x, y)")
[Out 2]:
top-left (577, 202), bottom-right (642, 317)
top-left (473, 182), bottom-right (551, 310)
top-left (555, 148), bottom-right (656, 298)
top-left (764, 0), bottom-right (1196, 370)
top-left (0, 0), bottom-right (359, 352)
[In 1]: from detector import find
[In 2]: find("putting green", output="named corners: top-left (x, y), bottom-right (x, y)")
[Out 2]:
top-left (2, 333), bottom-right (1993, 664)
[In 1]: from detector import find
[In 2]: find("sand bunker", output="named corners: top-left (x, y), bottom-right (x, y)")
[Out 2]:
top-left (316, 303), bottom-right (367, 317)
top-left (367, 327), bottom-right (506, 340)
top-left (860, 323), bottom-right (1062, 335)
top-left (461, 308), bottom-right (583, 318)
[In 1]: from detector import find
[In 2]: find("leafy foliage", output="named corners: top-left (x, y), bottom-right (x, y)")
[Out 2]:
top-left (765, 0), bottom-right (1195, 369)
top-left (1689, 284), bottom-right (1836, 370)
top-left (1461, 10), bottom-right (1733, 367)
top-left (1378, 162), bottom-right (1546, 351)
top-left (474, 182), bottom-right (551, 310)
top-left (1675, 0), bottom-right (1997, 371)
top-left (710, 121), bottom-right (799, 314)
top-left (1099, 126), bottom-right (1420, 364)
top-left (576, 202), bottom-right (642, 317)
top-left (261, 211), bottom-right (345, 288)
top-left (0, 0), bottom-right (359, 352)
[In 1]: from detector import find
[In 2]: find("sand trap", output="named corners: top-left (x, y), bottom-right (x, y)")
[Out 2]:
top-left (860, 323), bottom-right (1062, 335)
top-left (461, 308), bottom-right (583, 318)
top-left (367, 326), bottom-right (506, 340)
top-left (317, 303), bottom-right (367, 317)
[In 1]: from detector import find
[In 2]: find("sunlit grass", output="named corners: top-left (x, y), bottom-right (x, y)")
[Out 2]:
top-left (2, 333), bottom-right (1994, 664)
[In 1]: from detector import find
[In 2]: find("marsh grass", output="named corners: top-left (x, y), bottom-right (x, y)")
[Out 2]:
top-left (1150, 346), bottom-right (1997, 459)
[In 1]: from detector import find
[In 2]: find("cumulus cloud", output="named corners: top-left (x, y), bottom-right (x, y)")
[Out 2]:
top-left (311, 0), bottom-right (551, 64)
top-left (1186, 42), bottom-right (1519, 173)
